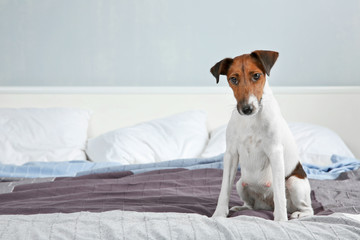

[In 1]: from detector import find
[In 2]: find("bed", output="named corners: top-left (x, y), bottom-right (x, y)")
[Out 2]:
top-left (0, 86), bottom-right (359, 239)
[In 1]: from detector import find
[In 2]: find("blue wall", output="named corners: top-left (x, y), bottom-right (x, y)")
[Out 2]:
top-left (0, 0), bottom-right (359, 86)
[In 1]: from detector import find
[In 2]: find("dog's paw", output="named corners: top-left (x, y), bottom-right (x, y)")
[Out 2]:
top-left (212, 208), bottom-right (229, 218)
top-left (274, 212), bottom-right (288, 221)
top-left (274, 215), bottom-right (288, 221)
top-left (230, 204), bottom-right (252, 212)
top-left (290, 211), bottom-right (313, 219)
top-left (229, 206), bottom-right (244, 212)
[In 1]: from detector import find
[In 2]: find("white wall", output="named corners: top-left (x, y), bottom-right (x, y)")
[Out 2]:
top-left (1, 0), bottom-right (360, 86)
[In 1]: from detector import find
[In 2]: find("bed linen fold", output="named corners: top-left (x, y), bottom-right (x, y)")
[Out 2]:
top-left (1, 167), bottom-right (359, 218)
top-left (0, 154), bottom-right (359, 179)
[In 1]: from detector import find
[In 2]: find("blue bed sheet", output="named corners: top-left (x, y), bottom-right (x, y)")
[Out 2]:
top-left (303, 155), bottom-right (360, 180)
top-left (0, 161), bottom-right (122, 178)
top-left (0, 154), bottom-right (359, 180)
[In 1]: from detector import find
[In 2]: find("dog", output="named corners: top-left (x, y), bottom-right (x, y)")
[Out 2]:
top-left (210, 50), bottom-right (314, 221)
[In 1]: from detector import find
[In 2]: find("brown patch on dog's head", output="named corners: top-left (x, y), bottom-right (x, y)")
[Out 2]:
top-left (210, 58), bottom-right (233, 83)
top-left (210, 50), bottom-right (279, 116)
top-left (250, 50), bottom-right (279, 76)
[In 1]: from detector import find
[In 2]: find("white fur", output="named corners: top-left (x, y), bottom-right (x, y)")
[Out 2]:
top-left (212, 81), bottom-right (314, 221)
top-left (247, 94), bottom-right (259, 112)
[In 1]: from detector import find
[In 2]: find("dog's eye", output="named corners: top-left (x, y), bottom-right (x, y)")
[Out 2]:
top-left (253, 73), bottom-right (261, 81)
top-left (229, 77), bottom-right (238, 85)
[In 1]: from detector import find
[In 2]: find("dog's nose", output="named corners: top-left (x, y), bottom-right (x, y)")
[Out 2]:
top-left (242, 105), bottom-right (253, 115)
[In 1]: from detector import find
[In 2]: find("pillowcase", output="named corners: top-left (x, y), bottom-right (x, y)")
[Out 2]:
top-left (0, 108), bottom-right (91, 165)
top-left (288, 122), bottom-right (354, 166)
top-left (86, 111), bottom-right (208, 164)
top-left (200, 124), bottom-right (227, 158)
top-left (200, 122), bottom-right (355, 166)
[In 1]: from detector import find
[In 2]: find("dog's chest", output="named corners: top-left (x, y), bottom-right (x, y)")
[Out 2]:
top-left (238, 132), bottom-right (270, 173)
top-left (237, 120), bottom-right (268, 159)
top-left (232, 120), bottom-right (273, 185)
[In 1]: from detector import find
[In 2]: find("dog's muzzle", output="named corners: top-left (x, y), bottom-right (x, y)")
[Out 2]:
top-left (237, 95), bottom-right (261, 116)
top-left (241, 104), bottom-right (254, 115)
top-left (237, 103), bottom-right (255, 115)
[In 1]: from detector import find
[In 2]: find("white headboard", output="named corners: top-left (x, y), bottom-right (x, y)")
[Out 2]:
top-left (0, 86), bottom-right (359, 158)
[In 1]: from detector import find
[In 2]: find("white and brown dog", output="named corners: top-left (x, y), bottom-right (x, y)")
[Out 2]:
top-left (211, 50), bottom-right (314, 221)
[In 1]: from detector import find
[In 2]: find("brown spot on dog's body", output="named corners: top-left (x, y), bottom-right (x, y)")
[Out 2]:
top-left (285, 162), bottom-right (307, 180)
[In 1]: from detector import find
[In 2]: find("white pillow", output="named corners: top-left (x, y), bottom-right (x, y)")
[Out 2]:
top-left (86, 111), bottom-right (208, 164)
top-left (0, 108), bottom-right (91, 165)
top-left (200, 124), bottom-right (227, 158)
top-left (200, 122), bottom-right (354, 166)
top-left (288, 122), bottom-right (354, 166)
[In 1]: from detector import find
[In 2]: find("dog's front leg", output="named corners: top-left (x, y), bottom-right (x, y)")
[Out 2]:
top-left (267, 146), bottom-right (288, 221)
top-left (212, 151), bottom-right (239, 217)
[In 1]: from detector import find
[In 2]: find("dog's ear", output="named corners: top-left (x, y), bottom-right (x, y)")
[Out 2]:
top-left (210, 58), bottom-right (233, 84)
top-left (250, 50), bottom-right (279, 76)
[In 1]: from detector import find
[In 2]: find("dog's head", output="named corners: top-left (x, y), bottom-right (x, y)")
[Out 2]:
top-left (210, 50), bottom-right (279, 116)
